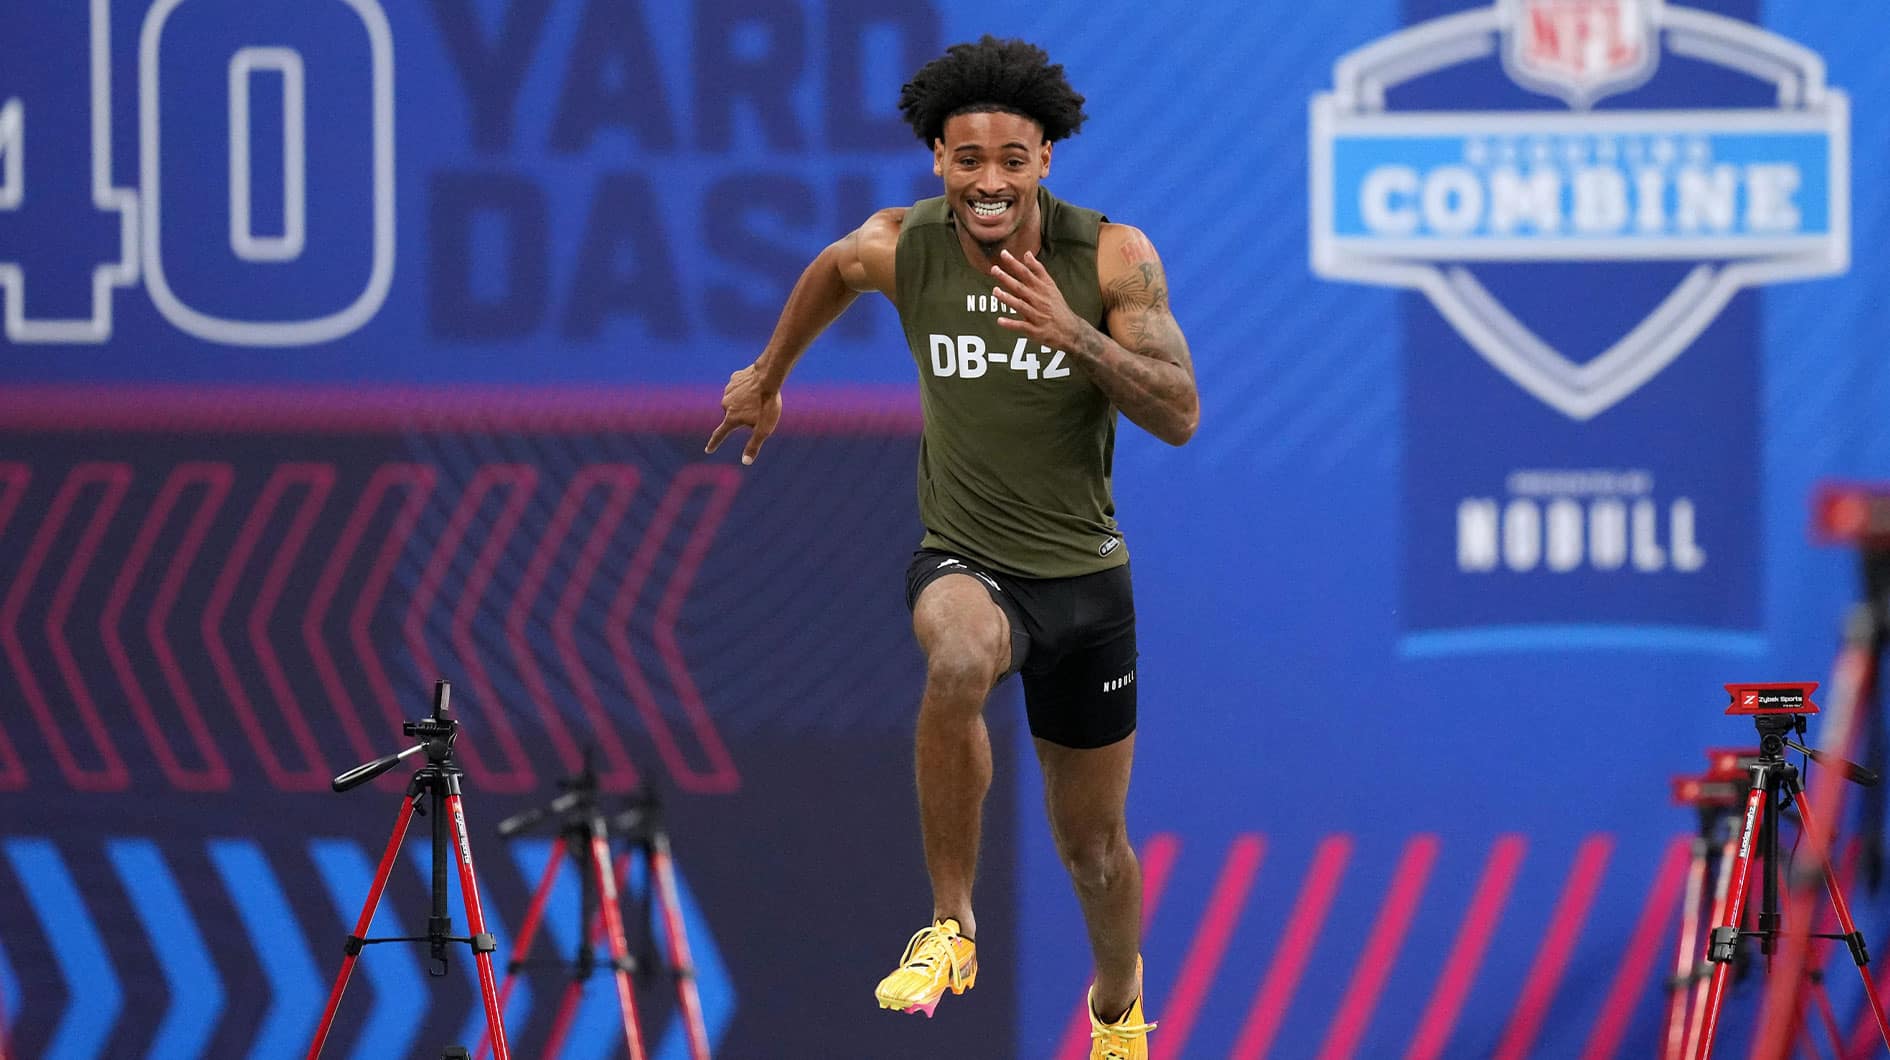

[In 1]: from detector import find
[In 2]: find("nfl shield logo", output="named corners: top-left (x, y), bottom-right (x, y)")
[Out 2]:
top-left (1309, 0), bottom-right (1849, 643)
top-left (1502, 0), bottom-right (1660, 108)
top-left (1310, 0), bottom-right (1847, 419)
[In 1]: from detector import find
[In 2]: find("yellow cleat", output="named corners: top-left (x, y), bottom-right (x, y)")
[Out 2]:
top-left (1088, 986), bottom-right (1157, 1060)
top-left (874, 918), bottom-right (978, 1018)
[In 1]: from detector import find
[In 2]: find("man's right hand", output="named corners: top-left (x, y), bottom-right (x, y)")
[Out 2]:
top-left (705, 364), bottom-right (782, 466)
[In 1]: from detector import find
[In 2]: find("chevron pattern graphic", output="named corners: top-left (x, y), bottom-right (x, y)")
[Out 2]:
top-left (0, 835), bottom-right (730, 1059)
top-left (0, 456), bottom-right (746, 796)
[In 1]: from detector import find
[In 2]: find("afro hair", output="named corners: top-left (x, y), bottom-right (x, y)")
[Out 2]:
top-left (897, 36), bottom-right (1088, 146)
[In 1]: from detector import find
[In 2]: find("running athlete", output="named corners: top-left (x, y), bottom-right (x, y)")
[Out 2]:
top-left (705, 36), bottom-right (1197, 1060)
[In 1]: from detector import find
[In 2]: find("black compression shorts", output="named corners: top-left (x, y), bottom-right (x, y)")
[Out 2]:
top-left (905, 548), bottom-right (1138, 749)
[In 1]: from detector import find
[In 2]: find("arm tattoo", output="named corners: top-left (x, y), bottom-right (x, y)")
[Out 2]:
top-left (1078, 251), bottom-right (1198, 444)
top-left (1105, 264), bottom-right (1174, 353)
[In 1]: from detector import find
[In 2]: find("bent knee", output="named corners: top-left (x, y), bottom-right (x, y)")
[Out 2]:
top-left (1057, 826), bottom-right (1133, 892)
top-left (924, 638), bottom-right (1006, 697)
top-left (914, 575), bottom-right (1012, 691)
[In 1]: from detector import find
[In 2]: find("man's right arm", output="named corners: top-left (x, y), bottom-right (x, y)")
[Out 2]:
top-left (705, 208), bottom-right (903, 464)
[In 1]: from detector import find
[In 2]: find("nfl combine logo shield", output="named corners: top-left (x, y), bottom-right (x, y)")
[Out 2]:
top-left (1503, 0), bottom-right (1659, 108)
top-left (1310, 0), bottom-right (1848, 420)
top-left (1310, 0), bottom-right (1850, 643)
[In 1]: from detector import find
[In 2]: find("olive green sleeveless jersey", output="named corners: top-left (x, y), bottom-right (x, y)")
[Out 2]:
top-left (893, 188), bottom-right (1126, 579)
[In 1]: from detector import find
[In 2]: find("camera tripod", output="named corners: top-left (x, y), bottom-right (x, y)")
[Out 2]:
top-left (1810, 482), bottom-right (1890, 893)
top-left (1664, 750), bottom-right (1752, 1060)
top-left (1794, 482), bottom-right (1890, 1056)
top-left (1691, 696), bottom-right (1890, 1060)
top-left (478, 763), bottom-right (712, 1060)
top-left (307, 681), bottom-right (512, 1059)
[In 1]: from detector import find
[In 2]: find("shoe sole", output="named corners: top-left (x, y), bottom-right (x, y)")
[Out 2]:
top-left (876, 963), bottom-right (978, 1018)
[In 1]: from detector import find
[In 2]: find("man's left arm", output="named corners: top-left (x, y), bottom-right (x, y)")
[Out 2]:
top-left (990, 224), bottom-right (1199, 445)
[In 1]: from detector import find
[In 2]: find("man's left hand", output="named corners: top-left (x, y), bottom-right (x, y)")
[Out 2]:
top-left (990, 250), bottom-right (1093, 353)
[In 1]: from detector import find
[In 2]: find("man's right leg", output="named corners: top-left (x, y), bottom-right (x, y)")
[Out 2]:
top-left (913, 573), bottom-right (1012, 935)
top-left (875, 572), bottom-right (1012, 1015)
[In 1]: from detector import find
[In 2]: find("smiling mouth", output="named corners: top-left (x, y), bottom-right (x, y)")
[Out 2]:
top-left (970, 199), bottom-right (1011, 221)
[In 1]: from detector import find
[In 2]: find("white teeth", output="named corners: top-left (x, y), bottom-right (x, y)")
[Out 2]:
top-left (972, 200), bottom-right (1009, 218)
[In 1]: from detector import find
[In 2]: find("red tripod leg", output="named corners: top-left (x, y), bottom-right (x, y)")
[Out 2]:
top-left (1683, 831), bottom-right (1739, 1060)
top-left (541, 901), bottom-right (608, 1059)
top-left (1789, 788), bottom-right (1890, 1053)
top-left (541, 973), bottom-right (588, 1060)
top-left (307, 794), bottom-right (420, 1059)
top-left (474, 847), bottom-right (565, 1060)
top-left (1693, 769), bottom-right (1770, 1060)
top-left (1664, 836), bottom-right (1712, 1060)
top-left (592, 830), bottom-right (648, 1060)
top-left (649, 837), bottom-right (713, 1060)
top-left (1811, 976), bottom-right (1844, 1056)
top-left (1805, 844), bottom-right (1859, 1060)
top-left (445, 792), bottom-right (513, 1060)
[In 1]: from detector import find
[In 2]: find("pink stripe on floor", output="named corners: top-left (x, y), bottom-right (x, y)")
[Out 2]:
top-left (1579, 835), bottom-right (1691, 1060)
top-left (1493, 834), bottom-right (1615, 1060)
top-left (1315, 834), bottom-right (1441, 1060)
top-left (1153, 835), bottom-right (1265, 1059)
top-left (1405, 834), bottom-right (1529, 1060)
top-left (1231, 835), bottom-right (1354, 1060)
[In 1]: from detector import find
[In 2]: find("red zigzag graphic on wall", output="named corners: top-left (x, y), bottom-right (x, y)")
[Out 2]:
top-left (0, 460), bottom-right (744, 795)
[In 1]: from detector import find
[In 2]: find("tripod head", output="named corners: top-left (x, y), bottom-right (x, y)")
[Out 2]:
top-left (404, 680), bottom-right (460, 759)
top-left (610, 784), bottom-right (663, 841)
top-left (1723, 682), bottom-right (1879, 787)
top-left (333, 680), bottom-right (461, 792)
top-left (1750, 713), bottom-right (1805, 763)
top-left (495, 753), bottom-right (602, 838)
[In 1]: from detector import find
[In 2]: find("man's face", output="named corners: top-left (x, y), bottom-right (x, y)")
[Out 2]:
top-left (932, 110), bottom-right (1052, 249)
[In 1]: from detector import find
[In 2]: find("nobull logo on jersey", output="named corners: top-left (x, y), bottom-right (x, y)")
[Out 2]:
top-left (1310, 0), bottom-right (1848, 648)
top-left (966, 293), bottom-right (1020, 316)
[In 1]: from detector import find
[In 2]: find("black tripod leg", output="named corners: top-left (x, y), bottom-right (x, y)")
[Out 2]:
top-left (1862, 696), bottom-right (1886, 893)
top-left (1859, 627), bottom-right (1890, 891)
top-left (575, 830), bottom-right (596, 976)
top-left (429, 776), bottom-right (454, 977)
top-left (307, 792), bottom-right (422, 1059)
top-left (1860, 558), bottom-right (1890, 892)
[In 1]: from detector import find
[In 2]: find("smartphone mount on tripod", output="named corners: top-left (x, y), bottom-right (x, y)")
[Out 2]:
top-left (306, 680), bottom-right (514, 1060)
top-left (1690, 682), bottom-right (1890, 1059)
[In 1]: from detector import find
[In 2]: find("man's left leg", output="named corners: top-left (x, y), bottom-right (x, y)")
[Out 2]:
top-left (1036, 733), bottom-right (1144, 1020)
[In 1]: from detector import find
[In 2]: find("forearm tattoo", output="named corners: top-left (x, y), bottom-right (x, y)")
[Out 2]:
top-left (1081, 249), bottom-right (1197, 442)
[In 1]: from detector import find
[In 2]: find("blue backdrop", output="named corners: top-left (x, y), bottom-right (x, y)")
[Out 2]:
top-left (3, 1), bottom-right (1889, 1057)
